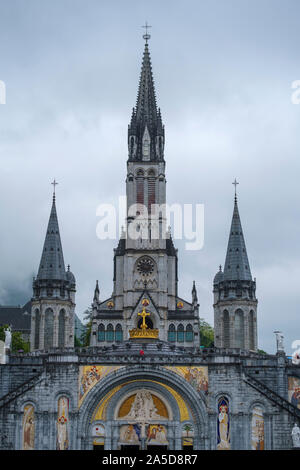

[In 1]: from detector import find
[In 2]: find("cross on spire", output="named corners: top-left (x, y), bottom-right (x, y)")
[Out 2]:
top-left (51, 179), bottom-right (58, 201)
top-left (232, 178), bottom-right (239, 201)
top-left (142, 22), bottom-right (151, 43)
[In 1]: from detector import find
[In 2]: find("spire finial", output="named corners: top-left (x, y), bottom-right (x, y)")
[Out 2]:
top-left (142, 21), bottom-right (151, 43)
top-left (232, 178), bottom-right (239, 202)
top-left (51, 179), bottom-right (58, 202)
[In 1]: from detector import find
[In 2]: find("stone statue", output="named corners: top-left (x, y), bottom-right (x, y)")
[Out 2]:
top-left (123, 389), bottom-right (165, 421)
top-left (0, 340), bottom-right (5, 364)
top-left (4, 326), bottom-right (12, 350)
top-left (292, 423), bottom-right (300, 448)
top-left (274, 331), bottom-right (284, 352)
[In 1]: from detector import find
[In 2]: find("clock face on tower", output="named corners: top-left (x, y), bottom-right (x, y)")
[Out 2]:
top-left (137, 257), bottom-right (154, 276)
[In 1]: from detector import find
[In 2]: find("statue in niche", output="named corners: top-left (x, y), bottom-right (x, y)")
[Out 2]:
top-left (292, 423), bottom-right (300, 448)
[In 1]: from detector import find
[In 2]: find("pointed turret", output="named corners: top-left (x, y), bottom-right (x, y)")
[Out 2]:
top-left (93, 280), bottom-right (100, 304)
top-left (213, 185), bottom-right (258, 351)
top-left (223, 196), bottom-right (252, 282)
top-left (31, 186), bottom-right (76, 351)
top-left (36, 194), bottom-right (66, 281)
top-left (128, 39), bottom-right (165, 161)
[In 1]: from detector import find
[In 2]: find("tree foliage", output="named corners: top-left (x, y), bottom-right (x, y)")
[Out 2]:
top-left (0, 325), bottom-right (30, 353)
top-left (81, 308), bottom-right (92, 347)
top-left (199, 318), bottom-right (214, 348)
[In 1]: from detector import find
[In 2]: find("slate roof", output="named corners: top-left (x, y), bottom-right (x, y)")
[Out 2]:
top-left (0, 301), bottom-right (31, 331)
top-left (223, 196), bottom-right (252, 281)
top-left (37, 196), bottom-right (66, 281)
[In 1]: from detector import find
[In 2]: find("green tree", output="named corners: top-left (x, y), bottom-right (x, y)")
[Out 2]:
top-left (0, 325), bottom-right (30, 353)
top-left (199, 318), bottom-right (214, 348)
top-left (81, 308), bottom-right (92, 347)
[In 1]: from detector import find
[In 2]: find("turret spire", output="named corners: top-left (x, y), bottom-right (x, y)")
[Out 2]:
top-left (223, 187), bottom-right (252, 281)
top-left (37, 187), bottom-right (66, 281)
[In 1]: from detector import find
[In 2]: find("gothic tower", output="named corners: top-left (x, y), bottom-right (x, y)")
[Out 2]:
top-left (30, 189), bottom-right (76, 351)
top-left (90, 37), bottom-right (200, 348)
top-left (213, 190), bottom-right (258, 351)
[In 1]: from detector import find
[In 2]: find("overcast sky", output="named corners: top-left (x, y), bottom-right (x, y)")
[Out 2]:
top-left (0, 0), bottom-right (299, 354)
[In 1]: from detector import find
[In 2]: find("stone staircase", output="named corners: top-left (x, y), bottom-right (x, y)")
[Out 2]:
top-left (0, 372), bottom-right (44, 410)
top-left (243, 369), bottom-right (300, 420)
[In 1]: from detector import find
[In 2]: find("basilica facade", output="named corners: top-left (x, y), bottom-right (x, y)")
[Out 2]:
top-left (0, 38), bottom-right (299, 451)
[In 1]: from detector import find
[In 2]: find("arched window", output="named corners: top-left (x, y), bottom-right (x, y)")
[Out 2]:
top-left (168, 324), bottom-right (176, 342)
top-left (98, 324), bottom-right (105, 342)
top-left (58, 309), bottom-right (65, 348)
top-left (223, 310), bottom-right (230, 348)
top-left (185, 324), bottom-right (194, 342)
top-left (136, 170), bottom-right (144, 214)
top-left (106, 324), bottom-right (114, 342)
top-left (177, 324), bottom-right (184, 343)
top-left (148, 174), bottom-right (156, 214)
top-left (44, 308), bottom-right (54, 350)
top-left (115, 324), bottom-right (123, 342)
top-left (249, 310), bottom-right (255, 350)
top-left (235, 309), bottom-right (244, 349)
top-left (34, 309), bottom-right (40, 350)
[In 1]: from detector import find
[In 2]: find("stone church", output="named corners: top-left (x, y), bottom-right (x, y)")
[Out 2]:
top-left (0, 36), bottom-right (299, 451)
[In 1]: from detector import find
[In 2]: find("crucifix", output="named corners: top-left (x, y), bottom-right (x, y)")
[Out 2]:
top-left (51, 179), bottom-right (58, 198)
top-left (142, 22), bottom-right (152, 43)
top-left (232, 178), bottom-right (239, 198)
top-left (138, 307), bottom-right (150, 329)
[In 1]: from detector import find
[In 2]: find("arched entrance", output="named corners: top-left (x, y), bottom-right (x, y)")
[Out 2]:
top-left (78, 365), bottom-right (208, 450)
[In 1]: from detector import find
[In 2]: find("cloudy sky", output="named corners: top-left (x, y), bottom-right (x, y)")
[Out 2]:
top-left (0, 0), bottom-right (299, 354)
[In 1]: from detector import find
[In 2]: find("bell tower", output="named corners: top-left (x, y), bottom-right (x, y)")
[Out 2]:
top-left (90, 31), bottom-right (200, 349)
top-left (213, 182), bottom-right (258, 351)
top-left (30, 182), bottom-right (76, 351)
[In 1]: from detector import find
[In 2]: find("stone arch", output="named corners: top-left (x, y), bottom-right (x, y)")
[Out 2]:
top-left (234, 309), bottom-right (245, 348)
top-left (44, 308), bottom-right (54, 350)
top-left (77, 365), bottom-right (208, 450)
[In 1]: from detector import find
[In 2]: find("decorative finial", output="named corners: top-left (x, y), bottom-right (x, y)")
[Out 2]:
top-left (219, 265), bottom-right (222, 272)
top-left (232, 178), bottom-right (239, 202)
top-left (67, 264), bottom-right (70, 272)
top-left (51, 179), bottom-right (58, 201)
top-left (142, 21), bottom-right (152, 43)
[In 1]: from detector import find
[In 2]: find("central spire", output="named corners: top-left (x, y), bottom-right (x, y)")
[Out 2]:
top-left (128, 33), bottom-right (165, 161)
